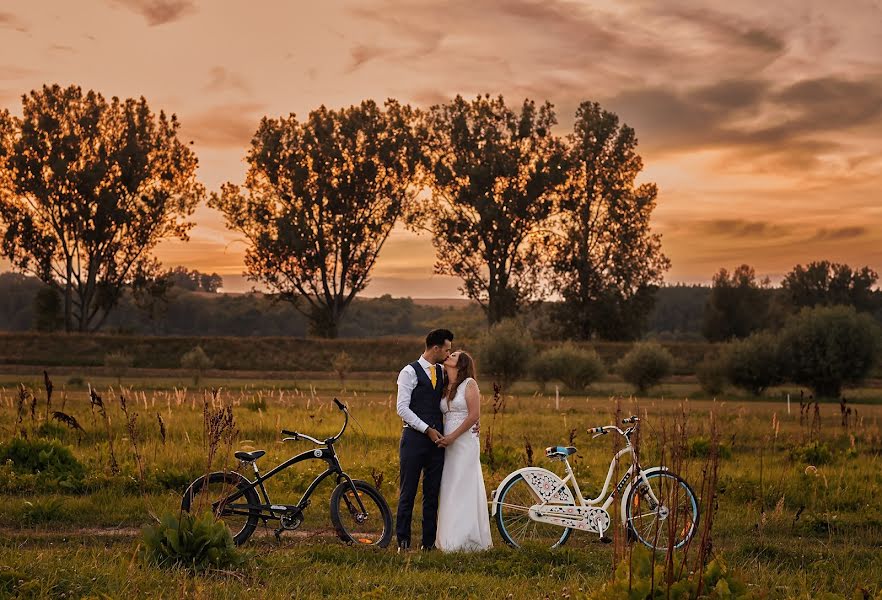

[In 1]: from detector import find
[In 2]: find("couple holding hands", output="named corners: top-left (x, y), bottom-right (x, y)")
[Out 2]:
top-left (394, 328), bottom-right (493, 553)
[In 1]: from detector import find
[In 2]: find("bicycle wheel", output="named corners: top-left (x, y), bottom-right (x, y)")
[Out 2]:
top-left (181, 471), bottom-right (260, 546)
top-left (330, 479), bottom-right (393, 548)
top-left (495, 474), bottom-right (573, 549)
top-left (625, 471), bottom-right (699, 551)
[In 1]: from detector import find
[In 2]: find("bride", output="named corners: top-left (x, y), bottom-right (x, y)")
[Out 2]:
top-left (435, 350), bottom-right (492, 552)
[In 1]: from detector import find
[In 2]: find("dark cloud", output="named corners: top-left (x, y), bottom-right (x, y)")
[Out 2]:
top-left (692, 219), bottom-right (790, 239)
top-left (203, 67), bottom-right (250, 94)
top-left (0, 11), bottom-right (28, 33)
top-left (655, 5), bottom-right (786, 54)
top-left (810, 226), bottom-right (867, 242)
top-left (110, 0), bottom-right (197, 26)
top-left (179, 103), bottom-right (264, 149)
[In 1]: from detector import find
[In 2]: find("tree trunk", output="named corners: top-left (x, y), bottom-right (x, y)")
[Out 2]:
top-left (64, 259), bottom-right (72, 333)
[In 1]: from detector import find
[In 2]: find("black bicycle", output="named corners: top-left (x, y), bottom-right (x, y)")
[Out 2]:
top-left (181, 398), bottom-right (392, 547)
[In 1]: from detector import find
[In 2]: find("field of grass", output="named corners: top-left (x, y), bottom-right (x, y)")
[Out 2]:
top-left (1, 373), bottom-right (882, 598)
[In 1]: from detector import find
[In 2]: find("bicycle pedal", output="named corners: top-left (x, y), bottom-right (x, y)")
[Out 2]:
top-left (599, 536), bottom-right (613, 544)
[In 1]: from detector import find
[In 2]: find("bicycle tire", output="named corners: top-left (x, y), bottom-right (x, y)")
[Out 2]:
top-left (181, 471), bottom-right (260, 546)
top-left (494, 474), bottom-right (574, 549)
top-left (329, 479), bottom-right (393, 548)
top-left (625, 471), bottom-right (699, 551)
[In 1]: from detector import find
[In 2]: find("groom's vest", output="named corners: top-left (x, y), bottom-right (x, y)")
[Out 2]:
top-left (407, 360), bottom-right (444, 431)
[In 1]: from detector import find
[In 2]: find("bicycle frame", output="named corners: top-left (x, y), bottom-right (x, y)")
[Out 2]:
top-left (490, 424), bottom-right (664, 532)
top-left (212, 404), bottom-right (369, 524)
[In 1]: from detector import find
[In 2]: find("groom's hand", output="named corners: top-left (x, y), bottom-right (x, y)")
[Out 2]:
top-left (426, 427), bottom-right (442, 443)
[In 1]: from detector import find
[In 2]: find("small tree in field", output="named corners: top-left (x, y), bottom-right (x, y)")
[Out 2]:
top-left (478, 319), bottom-right (534, 392)
top-left (332, 351), bottom-right (353, 390)
top-left (531, 343), bottom-right (606, 392)
top-left (104, 351), bottom-right (134, 385)
top-left (181, 346), bottom-right (213, 386)
top-left (616, 342), bottom-right (673, 395)
top-left (722, 331), bottom-right (783, 396)
top-left (779, 305), bottom-right (880, 398)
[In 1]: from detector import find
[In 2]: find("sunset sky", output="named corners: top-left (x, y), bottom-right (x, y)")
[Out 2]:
top-left (2, 0), bottom-right (881, 295)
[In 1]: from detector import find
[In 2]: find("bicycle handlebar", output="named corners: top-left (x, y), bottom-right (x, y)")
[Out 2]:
top-left (281, 398), bottom-right (349, 445)
top-left (622, 415), bottom-right (640, 424)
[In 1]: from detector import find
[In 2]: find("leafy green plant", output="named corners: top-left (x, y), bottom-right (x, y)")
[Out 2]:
top-left (141, 511), bottom-right (246, 570)
top-left (530, 343), bottom-right (606, 392)
top-left (0, 438), bottom-right (84, 491)
top-left (21, 497), bottom-right (67, 525)
top-left (583, 545), bottom-right (756, 599)
top-left (616, 342), bottom-right (674, 394)
top-left (791, 441), bottom-right (833, 465)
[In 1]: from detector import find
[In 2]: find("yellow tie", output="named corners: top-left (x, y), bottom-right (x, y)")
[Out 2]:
top-left (430, 365), bottom-right (437, 389)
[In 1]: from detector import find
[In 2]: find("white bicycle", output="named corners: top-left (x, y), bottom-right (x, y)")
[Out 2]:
top-left (490, 416), bottom-right (699, 550)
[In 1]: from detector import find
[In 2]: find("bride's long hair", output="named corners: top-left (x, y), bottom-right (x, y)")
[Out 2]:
top-left (444, 351), bottom-right (476, 403)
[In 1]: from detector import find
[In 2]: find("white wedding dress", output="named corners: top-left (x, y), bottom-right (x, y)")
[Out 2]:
top-left (435, 377), bottom-right (493, 552)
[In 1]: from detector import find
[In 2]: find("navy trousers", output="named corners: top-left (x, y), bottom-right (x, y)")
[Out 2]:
top-left (396, 427), bottom-right (445, 547)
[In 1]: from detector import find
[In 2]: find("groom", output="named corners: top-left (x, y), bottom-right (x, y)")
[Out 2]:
top-left (395, 328), bottom-right (454, 551)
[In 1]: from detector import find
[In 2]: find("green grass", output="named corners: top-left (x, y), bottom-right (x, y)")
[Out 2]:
top-left (2, 373), bottom-right (882, 598)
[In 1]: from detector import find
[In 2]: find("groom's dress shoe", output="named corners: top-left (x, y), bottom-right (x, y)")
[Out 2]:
top-left (397, 540), bottom-right (410, 553)
top-left (420, 544), bottom-right (436, 552)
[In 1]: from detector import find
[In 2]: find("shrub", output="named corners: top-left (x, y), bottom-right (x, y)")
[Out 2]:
top-left (530, 343), bottom-right (605, 392)
top-left (142, 511), bottom-right (246, 570)
top-left (723, 331), bottom-right (783, 396)
top-left (66, 375), bottom-right (85, 386)
top-left (180, 345), bottom-right (213, 385)
top-left (21, 497), bottom-right (67, 525)
top-left (779, 305), bottom-right (881, 398)
top-left (791, 441), bottom-right (833, 465)
top-left (104, 350), bottom-right (134, 384)
top-left (0, 439), bottom-right (84, 493)
top-left (477, 319), bottom-right (534, 391)
top-left (616, 342), bottom-right (673, 394)
top-left (696, 351), bottom-right (727, 396)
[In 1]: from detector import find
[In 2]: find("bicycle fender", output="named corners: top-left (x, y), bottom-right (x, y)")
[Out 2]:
top-left (489, 467), bottom-right (575, 516)
top-left (618, 466), bottom-right (668, 526)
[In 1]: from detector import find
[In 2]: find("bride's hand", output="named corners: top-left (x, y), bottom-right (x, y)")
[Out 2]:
top-left (436, 436), bottom-right (450, 448)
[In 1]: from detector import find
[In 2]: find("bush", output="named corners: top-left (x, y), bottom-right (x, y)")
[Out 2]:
top-left (791, 441), bottom-right (833, 465)
top-left (142, 511), bottom-right (246, 570)
top-left (723, 331), bottom-right (783, 396)
top-left (696, 351), bottom-right (727, 395)
top-left (477, 319), bottom-right (534, 391)
top-left (530, 343), bottom-right (606, 392)
top-left (21, 497), bottom-right (67, 525)
top-left (779, 305), bottom-right (881, 398)
top-left (615, 342), bottom-right (673, 394)
top-left (0, 438), bottom-right (85, 492)
top-left (180, 345), bottom-right (213, 385)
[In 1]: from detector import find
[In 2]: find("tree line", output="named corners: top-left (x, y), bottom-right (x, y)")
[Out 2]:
top-left (1, 85), bottom-right (666, 338)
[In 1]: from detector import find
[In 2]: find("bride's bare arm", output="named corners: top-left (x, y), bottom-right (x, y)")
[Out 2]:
top-left (442, 380), bottom-right (481, 444)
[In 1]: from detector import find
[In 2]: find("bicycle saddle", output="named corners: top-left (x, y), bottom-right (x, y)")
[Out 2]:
top-left (235, 450), bottom-right (266, 462)
top-left (545, 446), bottom-right (577, 458)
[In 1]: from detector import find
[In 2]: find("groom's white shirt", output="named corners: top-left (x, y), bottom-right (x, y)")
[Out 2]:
top-left (396, 356), bottom-right (437, 433)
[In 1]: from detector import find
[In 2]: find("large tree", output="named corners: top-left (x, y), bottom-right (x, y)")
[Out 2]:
top-left (782, 260), bottom-right (881, 314)
top-left (210, 100), bottom-right (419, 338)
top-left (548, 102), bottom-right (669, 340)
top-left (416, 94), bottom-right (567, 325)
top-left (0, 85), bottom-right (203, 331)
